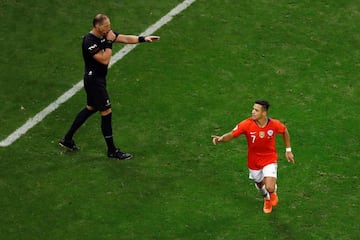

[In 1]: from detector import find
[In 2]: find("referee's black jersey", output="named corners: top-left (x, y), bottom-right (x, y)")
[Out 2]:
top-left (82, 32), bottom-right (108, 78)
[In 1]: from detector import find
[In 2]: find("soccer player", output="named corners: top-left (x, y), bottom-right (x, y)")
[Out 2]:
top-left (59, 14), bottom-right (160, 160)
top-left (211, 100), bottom-right (294, 213)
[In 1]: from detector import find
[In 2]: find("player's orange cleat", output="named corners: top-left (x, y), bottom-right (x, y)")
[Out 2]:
top-left (263, 199), bottom-right (272, 214)
top-left (270, 192), bottom-right (278, 207)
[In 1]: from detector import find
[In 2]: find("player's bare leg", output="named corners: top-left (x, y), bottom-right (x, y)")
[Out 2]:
top-left (254, 181), bottom-right (272, 213)
top-left (264, 177), bottom-right (278, 207)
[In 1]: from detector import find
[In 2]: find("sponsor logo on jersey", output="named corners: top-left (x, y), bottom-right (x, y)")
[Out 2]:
top-left (88, 44), bottom-right (97, 51)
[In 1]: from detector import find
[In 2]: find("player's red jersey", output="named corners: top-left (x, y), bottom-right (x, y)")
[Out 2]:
top-left (232, 117), bottom-right (286, 170)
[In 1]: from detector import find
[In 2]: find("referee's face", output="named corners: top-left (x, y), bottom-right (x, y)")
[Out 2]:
top-left (96, 18), bottom-right (111, 36)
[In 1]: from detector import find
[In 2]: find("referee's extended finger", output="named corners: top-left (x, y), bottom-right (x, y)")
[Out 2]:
top-left (150, 36), bottom-right (160, 41)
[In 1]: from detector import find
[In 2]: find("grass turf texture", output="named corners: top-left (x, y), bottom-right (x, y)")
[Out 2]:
top-left (0, 0), bottom-right (359, 239)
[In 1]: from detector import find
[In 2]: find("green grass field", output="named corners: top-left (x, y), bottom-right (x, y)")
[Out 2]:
top-left (0, 0), bottom-right (359, 239)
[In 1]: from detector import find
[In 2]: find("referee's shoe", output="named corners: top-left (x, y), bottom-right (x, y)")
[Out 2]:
top-left (108, 148), bottom-right (132, 160)
top-left (59, 138), bottom-right (80, 151)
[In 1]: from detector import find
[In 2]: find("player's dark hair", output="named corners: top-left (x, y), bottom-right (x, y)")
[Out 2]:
top-left (93, 14), bottom-right (108, 27)
top-left (255, 100), bottom-right (270, 112)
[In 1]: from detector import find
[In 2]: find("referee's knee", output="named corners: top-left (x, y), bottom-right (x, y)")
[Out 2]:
top-left (100, 108), bottom-right (112, 116)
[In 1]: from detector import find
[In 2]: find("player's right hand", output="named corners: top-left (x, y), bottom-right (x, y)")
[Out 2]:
top-left (211, 135), bottom-right (221, 145)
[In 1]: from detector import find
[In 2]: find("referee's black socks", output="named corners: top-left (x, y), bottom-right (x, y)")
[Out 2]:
top-left (101, 113), bottom-right (116, 153)
top-left (65, 107), bottom-right (96, 141)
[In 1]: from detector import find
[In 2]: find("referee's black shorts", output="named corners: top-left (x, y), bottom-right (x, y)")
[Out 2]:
top-left (84, 75), bottom-right (111, 111)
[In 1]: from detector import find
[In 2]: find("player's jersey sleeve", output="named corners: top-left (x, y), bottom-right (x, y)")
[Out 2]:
top-left (273, 119), bottom-right (286, 133)
top-left (231, 119), bottom-right (249, 137)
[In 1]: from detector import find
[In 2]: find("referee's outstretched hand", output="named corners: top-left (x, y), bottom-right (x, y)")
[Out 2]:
top-left (145, 36), bottom-right (160, 42)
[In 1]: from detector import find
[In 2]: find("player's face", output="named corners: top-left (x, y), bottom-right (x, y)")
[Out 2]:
top-left (96, 18), bottom-right (111, 36)
top-left (251, 104), bottom-right (266, 120)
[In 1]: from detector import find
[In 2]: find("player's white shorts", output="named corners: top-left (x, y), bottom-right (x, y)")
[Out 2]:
top-left (249, 163), bottom-right (277, 183)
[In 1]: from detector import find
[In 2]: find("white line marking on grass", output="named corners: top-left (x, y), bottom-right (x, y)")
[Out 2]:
top-left (0, 0), bottom-right (197, 147)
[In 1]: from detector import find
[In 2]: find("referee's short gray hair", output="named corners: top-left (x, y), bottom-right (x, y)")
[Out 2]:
top-left (93, 14), bottom-right (109, 27)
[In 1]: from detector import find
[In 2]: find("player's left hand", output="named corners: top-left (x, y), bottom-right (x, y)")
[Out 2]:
top-left (286, 152), bottom-right (295, 163)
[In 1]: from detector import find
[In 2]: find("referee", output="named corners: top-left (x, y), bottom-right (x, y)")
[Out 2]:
top-left (59, 13), bottom-right (160, 160)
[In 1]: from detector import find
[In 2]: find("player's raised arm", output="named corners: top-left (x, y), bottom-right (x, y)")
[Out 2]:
top-left (212, 132), bottom-right (234, 145)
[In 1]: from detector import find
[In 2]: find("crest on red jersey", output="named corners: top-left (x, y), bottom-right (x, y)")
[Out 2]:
top-left (259, 131), bottom-right (265, 138)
